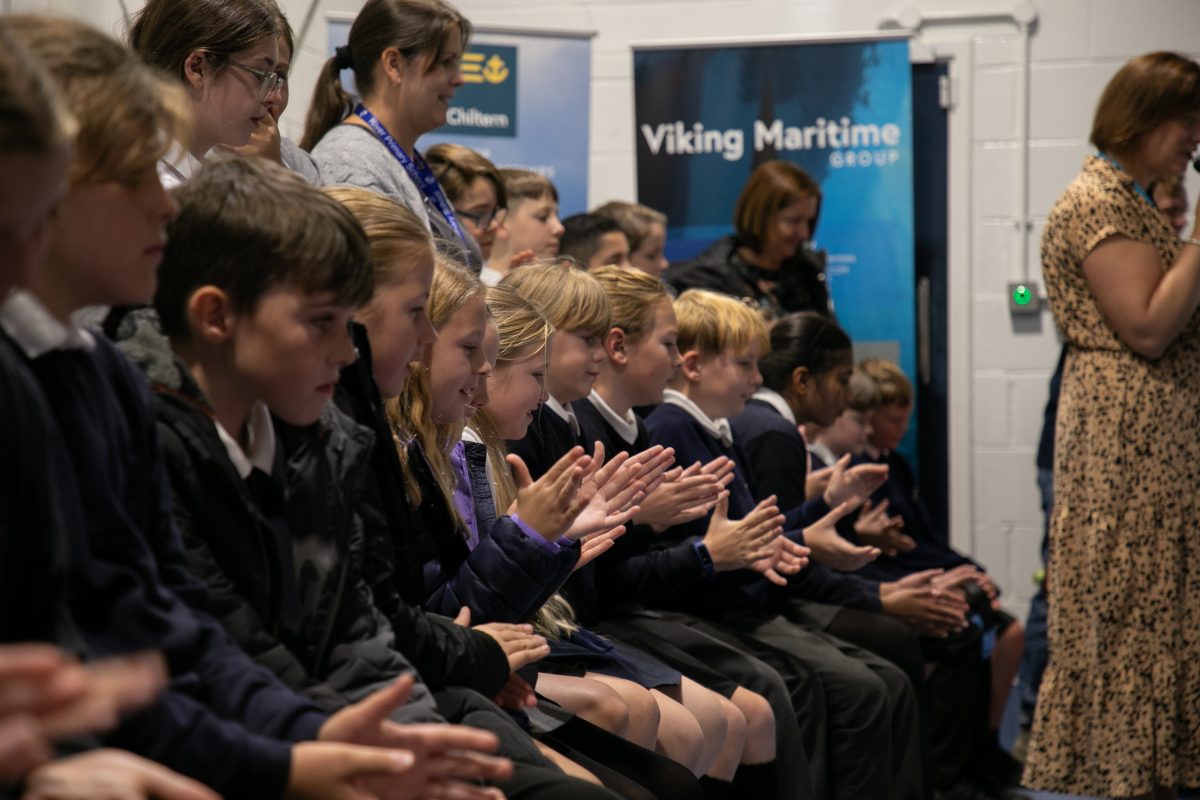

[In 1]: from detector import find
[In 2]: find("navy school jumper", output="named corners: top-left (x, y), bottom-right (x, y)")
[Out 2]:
top-left (19, 333), bottom-right (325, 798)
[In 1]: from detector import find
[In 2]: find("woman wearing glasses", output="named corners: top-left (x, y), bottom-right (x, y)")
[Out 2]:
top-left (128, 0), bottom-right (285, 187)
top-left (301, 0), bottom-right (484, 272)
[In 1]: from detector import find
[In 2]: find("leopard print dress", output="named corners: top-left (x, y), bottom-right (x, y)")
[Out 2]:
top-left (1023, 156), bottom-right (1200, 797)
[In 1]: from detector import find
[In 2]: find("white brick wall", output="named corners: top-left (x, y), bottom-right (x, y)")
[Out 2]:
top-left (23, 0), bottom-right (1200, 622)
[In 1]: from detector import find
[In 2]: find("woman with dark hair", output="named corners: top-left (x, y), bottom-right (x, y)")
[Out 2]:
top-left (1023, 51), bottom-right (1200, 798)
top-left (302, 0), bottom-right (483, 270)
top-left (663, 160), bottom-right (830, 318)
top-left (127, 0), bottom-right (284, 186)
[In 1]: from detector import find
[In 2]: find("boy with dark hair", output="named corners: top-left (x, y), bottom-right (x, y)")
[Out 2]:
top-left (142, 155), bottom-right (618, 800)
top-left (559, 213), bottom-right (632, 272)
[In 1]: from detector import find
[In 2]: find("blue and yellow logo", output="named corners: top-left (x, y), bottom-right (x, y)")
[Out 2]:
top-left (443, 44), bottom-right (517, 138)
top-left (462, 52), bottom-right (510, 85)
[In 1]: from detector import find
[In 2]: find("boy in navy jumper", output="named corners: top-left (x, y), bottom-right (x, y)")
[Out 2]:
top-left (0, 15), bottom-right (482, 799)
top-left (643, 290), bottom-right (925, 800)
top-left (856, 358), bottom-right (1025, 792)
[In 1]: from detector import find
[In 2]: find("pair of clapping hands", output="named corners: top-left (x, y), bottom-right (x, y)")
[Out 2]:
top-left (2, 644), bottom-right (515, 800)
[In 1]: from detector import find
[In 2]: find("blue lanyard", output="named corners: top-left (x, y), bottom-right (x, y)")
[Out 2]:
top-left (354, 104), bottom-right (467, 244)
top-left (1098, 152), bottom-right (1155, 208)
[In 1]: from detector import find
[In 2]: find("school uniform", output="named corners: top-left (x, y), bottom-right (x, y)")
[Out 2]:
top-left (573, 392), bottom-right (811, 800)
top-left (506, 394), bottom-right (587, 481)
top-left (643, 391), bottom-right (925, 800)
top-left (0, 291), bottom-right (325, 799)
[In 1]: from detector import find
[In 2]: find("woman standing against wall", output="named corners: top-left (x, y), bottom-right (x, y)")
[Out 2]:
top-left (1023, 52), bottom-right (1200, 799)
top-left (302, 0), bottom-right (483, 270)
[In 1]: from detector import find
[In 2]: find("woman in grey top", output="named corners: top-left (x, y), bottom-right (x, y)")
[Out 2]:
top-left (301, 0), bottom-right (483, 270)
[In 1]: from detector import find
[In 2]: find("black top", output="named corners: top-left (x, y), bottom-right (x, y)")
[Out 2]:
top-left (1036, 346), bottom-right (1067, 472)
top-left (507, 403), bottom-right (587, 481)
top-left (664, 235), bottom-right (832, 319)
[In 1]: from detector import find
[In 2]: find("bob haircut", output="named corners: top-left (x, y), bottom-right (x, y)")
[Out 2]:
top-left (674, 289), bottom-right (769, 359)
top-left (425, 142), bottom-right (507, 209)
top-left (1091, 51), bottom-right (1200, 155)
top-left (733, 160), bottom-right (822, 253)
top-left (501, 258), bottom-right (610, 339)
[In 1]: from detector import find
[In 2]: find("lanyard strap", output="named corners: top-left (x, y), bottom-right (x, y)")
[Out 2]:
top-left (1098, 152), bottom-right (1156, 208)
top-left (354, 104), bottom-right (466, 243)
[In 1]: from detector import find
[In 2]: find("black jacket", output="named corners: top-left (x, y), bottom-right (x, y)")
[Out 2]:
top-left (335, 323), bottom-right (510, 697)
top-left (139, 339), bottom-right (441, 721)
top-left (663, 235), bottom-right (831, 319)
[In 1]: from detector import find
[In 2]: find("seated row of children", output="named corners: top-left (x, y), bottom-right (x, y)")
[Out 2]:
top-left (0, 4), bottom-right (1024, 800)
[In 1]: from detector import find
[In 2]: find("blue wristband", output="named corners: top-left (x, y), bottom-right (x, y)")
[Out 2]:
top-left (692, 541), bottom-right (715, 579)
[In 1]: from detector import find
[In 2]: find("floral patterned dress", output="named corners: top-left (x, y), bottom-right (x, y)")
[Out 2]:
top-left (1024, 156), bottom-right (1200, 797)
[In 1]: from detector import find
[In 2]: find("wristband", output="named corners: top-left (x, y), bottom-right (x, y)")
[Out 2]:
top-left (692, 541), bottom-right (715, 579)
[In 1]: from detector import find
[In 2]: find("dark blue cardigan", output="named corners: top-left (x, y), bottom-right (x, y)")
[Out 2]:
top-left (25, 336), bottom-right (325, 798)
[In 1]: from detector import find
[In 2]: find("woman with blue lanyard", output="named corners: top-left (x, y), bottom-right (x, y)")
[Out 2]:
top-left (1022, 52), bottom-right (1200, 800)
top-left (302, 0), bottom-right (482, 270)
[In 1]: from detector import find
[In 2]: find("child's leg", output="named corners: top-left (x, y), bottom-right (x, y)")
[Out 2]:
top-left (729, 686), bottom-right (775, 764)
top-left (656, 678), bottom-right (743, 780)
top-left (537, 674), bottom-right (632, 739)
top-left (990, 620), bottom-right (1024, 730)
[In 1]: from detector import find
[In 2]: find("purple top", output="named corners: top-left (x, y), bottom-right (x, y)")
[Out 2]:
top-left (450, 441), bottom-right (560, 552)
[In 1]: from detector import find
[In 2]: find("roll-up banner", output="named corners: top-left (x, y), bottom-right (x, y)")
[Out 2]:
top-left (327, 18), bottom-right (594, 214)
top-left (633, 34), bottom-right (917, 456)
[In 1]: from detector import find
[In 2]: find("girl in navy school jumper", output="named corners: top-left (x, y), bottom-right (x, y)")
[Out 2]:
top-left (576, 266), bottom-right (823, 800)
top-left (641, 290), bottom-right (931, 800)
top-left (0, 16), bottom-right (449, 799)
top-left (472, 282), bottom-right (786, 800)
top-left (389, 260), bottom-right (709, 800)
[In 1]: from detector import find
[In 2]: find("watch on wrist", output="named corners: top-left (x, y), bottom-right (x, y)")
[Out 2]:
top-left (692, 541), bottom-right (716, 579)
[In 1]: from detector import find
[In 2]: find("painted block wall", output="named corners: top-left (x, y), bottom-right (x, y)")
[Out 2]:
top-left (15, 0), bottom-right (1200, 622)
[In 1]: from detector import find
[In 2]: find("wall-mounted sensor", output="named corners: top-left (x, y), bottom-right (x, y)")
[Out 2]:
top-left (1008, 281), bottom-right (1041, 315)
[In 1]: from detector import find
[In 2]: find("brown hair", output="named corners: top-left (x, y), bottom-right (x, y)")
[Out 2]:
top-left (593, 201), bottom-right (667, 252)
top-left (128, 0), bottom-right (282, 81)
top-left (323, 185), bottom-right (435, 288)
top-left (500, 167), bottom-right (558, 207)
top-left (425, 142), bottom-right (507, 209)
top-left (589, 265), bottom-right (671, 343)
top-left (301, 0), bottom-right (470, 150)
top-left (733, 160), bottom-right (821, 253)
top-left (858, 358), bottom-right (912, 408)
top-left (501, 258), bottom-right (610, 339)
top-left (0, 23), bottom-right (74, 155)
top-left (1092, 52), bottom-right (1200, 155)
top-left (156, 155), bottom-right (374, 339)
top-left (674, 289), bottom-right (769, 359)
top-left (4, 14), bottom-right (188, 186)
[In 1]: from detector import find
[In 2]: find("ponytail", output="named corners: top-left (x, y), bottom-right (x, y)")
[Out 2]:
top-left (300, 56), bottom-right (358, 150)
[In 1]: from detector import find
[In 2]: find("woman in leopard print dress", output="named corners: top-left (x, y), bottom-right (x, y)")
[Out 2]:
top-left (1023, 52), bottom-right (1200, 798)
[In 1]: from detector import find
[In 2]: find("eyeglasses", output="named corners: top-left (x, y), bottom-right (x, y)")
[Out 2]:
top-left (454, 206), bottom-right (507, 230)
top-left (224, 59), bottom-right (286, 101)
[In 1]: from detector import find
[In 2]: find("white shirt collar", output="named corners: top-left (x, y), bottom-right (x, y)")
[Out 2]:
top-left (587, 389), bottom-right (638, 446)
top-left (478, 265), bottom-right (504, 287)
top-left (751, 387), bottom-right (796, 425)
top-left (808, 440), bottom-right (836, 468)
top-left (545, 393), bottom-right (581, 437)
top-left (662, 388), bottom-right (733, 448)
top-left (157, 141), bottom-right (205, 189)
top-left (214, 401), bottom-right (277, 480)
top-left (0, 290), bottom-right (95, 359)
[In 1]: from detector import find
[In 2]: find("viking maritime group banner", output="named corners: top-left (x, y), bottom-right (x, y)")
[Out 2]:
top-left (328, 20), bottom-right (592, 214)
top-left (633, 35), bottom-right (916, 420)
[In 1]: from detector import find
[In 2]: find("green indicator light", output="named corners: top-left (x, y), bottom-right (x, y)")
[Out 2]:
top-left (1013, 285), bottom-right (1032, 306)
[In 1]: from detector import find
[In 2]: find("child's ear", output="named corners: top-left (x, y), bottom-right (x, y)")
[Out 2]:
top-left (789, 365), bottom-right (811, 398)
top-left (182, 50), bottom-right (208, 91)
top-left (187, 286), bottom-right (234, 344)
top-left (605, 327), bottom-right (627, 365)
top-left (678, 350), bottom-right (703, 382)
